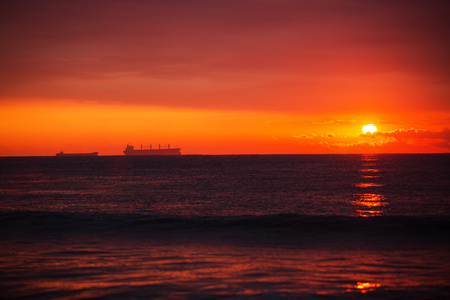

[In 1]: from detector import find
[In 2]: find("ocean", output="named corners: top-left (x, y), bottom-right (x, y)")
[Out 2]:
top-left (0, 154), bottom-right (449, 299)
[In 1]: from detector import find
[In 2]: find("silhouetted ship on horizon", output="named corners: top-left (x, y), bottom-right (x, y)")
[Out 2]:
top-left (56, 151), bottom-right (98, 157)
top-left (123, 144), bottom-right (181, 156)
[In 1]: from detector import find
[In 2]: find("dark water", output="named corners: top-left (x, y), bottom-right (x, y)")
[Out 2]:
top-left (1, 154), bottom-right (449, 299)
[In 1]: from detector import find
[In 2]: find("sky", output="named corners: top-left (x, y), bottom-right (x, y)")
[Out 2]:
top-left (1, 0), bottom-right (449, 155)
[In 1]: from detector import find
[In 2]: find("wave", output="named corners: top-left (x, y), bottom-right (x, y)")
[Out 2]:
top-left (1, 211), bottom-right (448, 247)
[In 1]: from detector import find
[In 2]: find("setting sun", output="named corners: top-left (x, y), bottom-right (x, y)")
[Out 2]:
top-left (362, 124), bottom-right (377, 134)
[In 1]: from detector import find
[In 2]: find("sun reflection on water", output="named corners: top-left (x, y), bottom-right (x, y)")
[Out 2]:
top-left (355, 282), bottom-right (382, 293)
top-left (361, 175), bottom-right (379, 179)
top-left (355, 183), bottom-right (383, 188)
top-left (353, 193), bottom-right (389, 217)
top-left (358, 168), bottom-right (380, 173)
top-left (352, 155), bottom-right (389, 217)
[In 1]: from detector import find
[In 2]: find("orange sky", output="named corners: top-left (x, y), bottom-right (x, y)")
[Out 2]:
top-left (1, 0), bottom-right (449, 155)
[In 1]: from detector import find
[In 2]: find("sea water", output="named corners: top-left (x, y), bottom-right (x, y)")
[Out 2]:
top-left (0, 154), bottom-right (449, 299)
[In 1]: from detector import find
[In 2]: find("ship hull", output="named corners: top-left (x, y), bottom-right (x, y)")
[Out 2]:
top-left (124, 149), bottom-right (181, 156)
top-left (56, 152), bottom-right (98, 157)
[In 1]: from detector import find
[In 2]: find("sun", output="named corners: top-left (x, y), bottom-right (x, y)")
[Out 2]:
top-left (362, 124), bottom-right (377, 134)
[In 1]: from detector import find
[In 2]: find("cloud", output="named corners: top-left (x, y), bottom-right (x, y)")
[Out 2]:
top-left (376, 128), bottom-right (450, 141)
top-left (313, 120), bottom-right (358, 125)
top-left (302, 127), bottom-right (450, 153)
top-left (315, 119), bottom-right (406, 127)
top-left (363, 128), bottom-right (450, 150)
top-left (293, 134), bottom-right (312, 139)
top-left (293, 132), bottom-right (336, 141)
top-left (375, 120), bottom-right (405, 126)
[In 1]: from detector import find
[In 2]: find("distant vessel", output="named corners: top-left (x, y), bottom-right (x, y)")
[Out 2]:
top-left (56, 152), bottom-right (98, 157)
top-left (123, 144), bottom-right (181, 156)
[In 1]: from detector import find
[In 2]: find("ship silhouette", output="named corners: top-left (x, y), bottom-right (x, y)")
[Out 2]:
top-left (123, 144), bottom-right (181, 156)
top-left (56, 151), bottom-right (98, 157)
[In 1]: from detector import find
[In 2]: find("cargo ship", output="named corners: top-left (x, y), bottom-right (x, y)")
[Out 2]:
top-left (123, 144), bottom-right (181, 156)
top-left (56, 151), bottom-right (98, 157)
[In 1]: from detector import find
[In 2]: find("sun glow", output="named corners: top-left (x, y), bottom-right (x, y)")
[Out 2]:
top-left (362, 124), bottom-right (377, 134)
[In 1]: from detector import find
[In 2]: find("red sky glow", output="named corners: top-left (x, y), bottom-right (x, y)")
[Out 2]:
top-left (1, 0), bottom-right (449, 155)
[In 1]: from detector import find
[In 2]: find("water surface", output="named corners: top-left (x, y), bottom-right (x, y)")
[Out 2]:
top-left (1, 154), bottom-right (449, 299)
